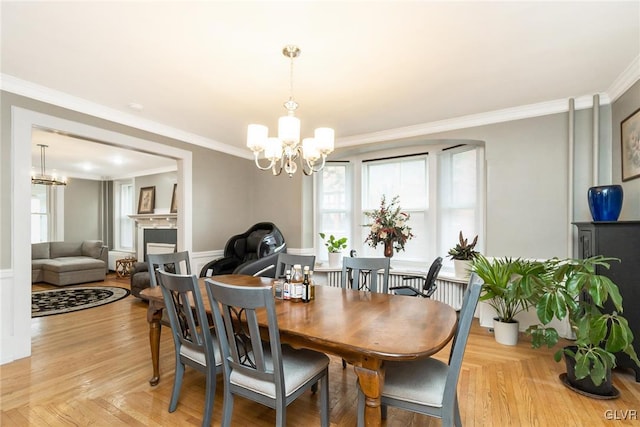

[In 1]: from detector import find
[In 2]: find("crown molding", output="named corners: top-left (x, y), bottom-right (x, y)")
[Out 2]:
top-left (606, 55), bottom-right (640, 103)
top-left (0, 74), bottom-right (253, 160)
top-left (337, 94), bottom-right (610, 148)
top-left (3, 70), bottom-right (637, 154)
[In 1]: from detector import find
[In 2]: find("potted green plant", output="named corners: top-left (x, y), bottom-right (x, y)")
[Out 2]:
top-left (522, 256), bottom-right (639, 397)
top-left (319, 233), bottom-right (348, 267)
top-left (473, 255), bottom-right (541, 345)
top-left (447, 231), bottom-right (479, 278)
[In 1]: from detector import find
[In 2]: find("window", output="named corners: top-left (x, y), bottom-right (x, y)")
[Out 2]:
top-left (438, 146), bottom-right (484, 272)
top-left (315, 163), bottom-right (351, 262)
top-left (31, 185), bottom-right (49, 243)
top-left (315, 144), bottom-right (484, 270)
top-left (361, 155), bottom-right (429, 262)
top-left (115, 181), bottom-right (135, 251)
top-left (31, 184), bottom-right (63, 243)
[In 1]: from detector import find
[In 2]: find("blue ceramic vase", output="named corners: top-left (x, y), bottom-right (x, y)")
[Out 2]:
top-left (587, 185), bottom-right (623, 221)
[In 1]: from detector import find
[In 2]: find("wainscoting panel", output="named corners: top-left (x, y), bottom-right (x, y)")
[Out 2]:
top-left (108, 251), bottom-right (136, 271)
top-left (191, 250), bottom-right (223, 277)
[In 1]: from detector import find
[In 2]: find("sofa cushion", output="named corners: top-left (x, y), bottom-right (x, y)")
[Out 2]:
top-left (32, 242), bottom-right (50, 260)
top-left (41, 257), bottom-right (105, 273)
top-left (50, 241), bottom-right (83, 258)
top-left (81, 240), bottom-right (104, 258)
top-left (32, 259), bottom-right (51, 270)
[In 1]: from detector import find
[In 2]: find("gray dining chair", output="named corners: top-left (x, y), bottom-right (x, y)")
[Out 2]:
top-left (205, 278), bottom-right (330, 427)
top-left (390, 256), bottom-right (443, 298)
top-left (156, 269), bottom-right (222, 427)
top-left (339, 256), bottom-right (391, 368)
top-left (273, 253), bottom-right (316, 279)
top-left (340, 256), bottom-right (390, 294)
top-left (356, 273), bottom-right (483, 427)
top-left (147, 250), bottom-right (192, 287)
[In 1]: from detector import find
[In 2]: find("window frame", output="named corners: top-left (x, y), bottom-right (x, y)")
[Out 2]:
top-left (314, 143), bottom-right (485, 271)
top-left (31, 184), bottom-right (64, 243)
top-left (113, 179), bottom-right (135, 251)
top-left (313, 161), bottom-right (352, 263)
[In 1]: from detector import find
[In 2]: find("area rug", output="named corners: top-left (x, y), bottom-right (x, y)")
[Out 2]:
top-left (32, 286), bottom-right (130, 318)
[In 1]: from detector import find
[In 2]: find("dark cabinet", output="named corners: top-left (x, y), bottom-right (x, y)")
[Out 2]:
top-left (574, 221), bottom-right (640, 382)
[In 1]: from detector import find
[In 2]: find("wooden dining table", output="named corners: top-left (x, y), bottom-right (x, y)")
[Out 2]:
top-left (140, 274), bottom-right (458, 427)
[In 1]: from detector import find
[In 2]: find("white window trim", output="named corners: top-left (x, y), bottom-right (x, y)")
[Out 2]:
top-left (315, 143), bottom-right (485, 271)
top-left (113, 179), bottom-right (135, 251)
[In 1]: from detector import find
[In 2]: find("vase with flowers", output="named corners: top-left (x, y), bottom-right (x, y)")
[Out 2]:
top-left (364, 195), bottom-right (414, 258)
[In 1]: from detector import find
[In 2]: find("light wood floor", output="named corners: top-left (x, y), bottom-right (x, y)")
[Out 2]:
top-left (2, 275), bottom-right (639, 426)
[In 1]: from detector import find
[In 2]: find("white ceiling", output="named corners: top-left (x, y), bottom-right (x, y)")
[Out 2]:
top-left (2, 1), bottom-right (639, 179)
top-left (30, 129), bottom-right (177, 181)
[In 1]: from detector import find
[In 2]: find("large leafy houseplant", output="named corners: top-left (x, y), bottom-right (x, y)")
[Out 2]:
top-left (473, 255), bottom-right (540, 323)
top-left (522, 256), bottom-right (639, 389)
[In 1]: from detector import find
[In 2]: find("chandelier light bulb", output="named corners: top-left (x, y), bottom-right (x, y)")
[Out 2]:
top-left (278, 114), bottom-right (301, 146)
top-left (247, 124), bottom-right (268, 152)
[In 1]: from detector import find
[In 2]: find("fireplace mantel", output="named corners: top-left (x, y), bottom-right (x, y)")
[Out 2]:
top-left (129, 214), bottom-right (177, 228)
top-left (129, 214), bottom-right (178, 261)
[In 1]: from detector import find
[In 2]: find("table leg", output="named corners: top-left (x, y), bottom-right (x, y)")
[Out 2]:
top-left (146, 303), bottom-right (163, 386)
top-left (354, 357), bottom-right (384, 427)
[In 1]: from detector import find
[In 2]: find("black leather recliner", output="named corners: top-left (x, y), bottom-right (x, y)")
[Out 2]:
top-left (199, 222), bottom-right (286, 278)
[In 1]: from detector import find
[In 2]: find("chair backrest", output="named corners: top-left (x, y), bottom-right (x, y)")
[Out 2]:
top-left (422, 257), bottom-right (443, 297)
top-left (147, 251), bottom-right (191, 288)
top-left (274, 253), bottom-right (316, 279)
top-left (205, 279), bottom-right (285, 392)
top-left (340, 256), bottom-right (391, 293)
top-left (442, 273), bottom-right (483, 404)
top-left (156, 269), bottom-right (217, 367)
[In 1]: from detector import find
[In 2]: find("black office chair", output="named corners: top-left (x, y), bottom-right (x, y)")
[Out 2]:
top-left (199, 222), bottom-right (286, 278)
top-left (390, 257), bottom-right (443, 298)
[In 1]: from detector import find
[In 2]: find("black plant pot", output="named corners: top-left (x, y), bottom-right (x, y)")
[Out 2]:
top-left (563, 346), bottom-right (613, 397)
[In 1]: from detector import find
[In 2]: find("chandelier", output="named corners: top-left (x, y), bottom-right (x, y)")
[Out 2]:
top-left (31, 144), bottom-right (67, 186)
top-left (247, 45), bottom-right (334, 177)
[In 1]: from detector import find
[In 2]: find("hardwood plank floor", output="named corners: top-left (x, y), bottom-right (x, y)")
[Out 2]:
top-left (2, 274), bottom-right (639, 426)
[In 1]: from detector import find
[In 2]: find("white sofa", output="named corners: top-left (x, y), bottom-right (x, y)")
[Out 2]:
top-left (32, 240), bottom-right (108, 286)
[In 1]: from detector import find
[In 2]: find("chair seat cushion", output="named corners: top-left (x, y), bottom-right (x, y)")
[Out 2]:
top-left (230, 344), bottom-right (329, 399)
top-left (382, 357), bottom-right (449, 408)
top-left (180, 335), bottom-right (223, 367)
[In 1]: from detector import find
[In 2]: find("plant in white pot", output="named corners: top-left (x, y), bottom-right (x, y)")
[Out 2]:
top-left (447, 231), bottom-right (479, 279)
top-left (521, 256), bottom-right (639, 397)
top-left (319, 233), bottom-right (347, 268)
top-left (472, 255), bottom-right (539, 346)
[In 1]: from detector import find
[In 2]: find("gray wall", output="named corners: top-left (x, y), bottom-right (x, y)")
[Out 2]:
top-left (135, 171), bottom-right (177, 213)
top-left (191, 144), bottom-right (254, 251)
top-left (613, 80), bottom-right (640, 219)
top-left (426, 107), bottom-right (610, 259)
top-left (324, 106), bottom-right (611, 260)
top-left (1, 85), bottom-right (634, 268)
top-left (248, 166), bottom-right (308, 249)
top-left (63, 178), bottom-right (103, 242)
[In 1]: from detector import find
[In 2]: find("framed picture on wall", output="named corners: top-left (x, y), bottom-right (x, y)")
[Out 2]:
top-left (621, 107), bottom-right (640, 181)
top-left (138, 186), bottom-right (156, 214)
top-left (170, 183), bottom-right (177, 213)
